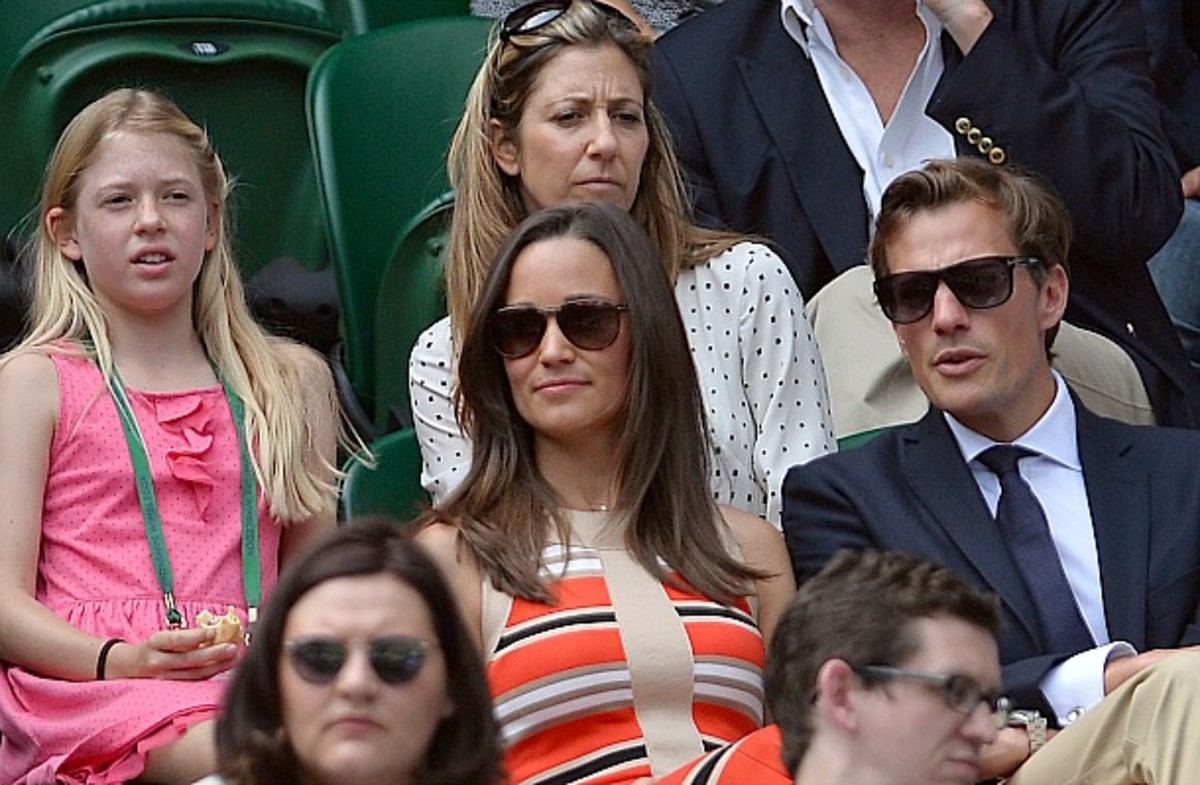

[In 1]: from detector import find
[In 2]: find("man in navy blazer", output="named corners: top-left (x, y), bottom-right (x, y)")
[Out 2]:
top-left (782, 159), bottom-right (1200, 778)
top-left (653, 0), bottom-right (1200, 427)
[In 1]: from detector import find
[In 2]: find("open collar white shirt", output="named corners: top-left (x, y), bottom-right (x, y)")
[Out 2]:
top-left (779, 0), bottom-right (955, 225)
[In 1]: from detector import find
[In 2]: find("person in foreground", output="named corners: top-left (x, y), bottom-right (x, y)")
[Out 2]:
top-left (776, 549), bottom-right (1008, 785)
top-left (657, 548), bottom-right (1007, 785)
top-left (0, 88), bottom-right (342, 784)
top-left (198, 518), bottom-right (502, 785)
top-left (784, 158), bottom-right (1200, 782)
top-left (410, 0), bottom-right (834, 526)
top-left (418, 202), bottom-right (795, 784)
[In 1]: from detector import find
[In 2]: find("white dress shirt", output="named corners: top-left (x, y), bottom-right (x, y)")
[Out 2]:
top-left (779, 0), bottom-right (956, 223)
top-left (945, 372), bottom-right (1135, 722)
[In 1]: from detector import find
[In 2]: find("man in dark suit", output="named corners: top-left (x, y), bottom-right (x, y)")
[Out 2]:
top-left (782, 159), bottom-right (1200, 780)
top-left (653, 0), bottom-right (1200, 427)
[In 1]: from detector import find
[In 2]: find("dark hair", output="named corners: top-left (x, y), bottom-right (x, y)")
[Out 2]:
top-left (869, 157), bottom-right (1073, 355)
top-left (214, 518), bottom-right (502, 785)
top-left (435, 201), bottom-right (760, 604)
top-left (765, 549), bottom-right (1000, 774)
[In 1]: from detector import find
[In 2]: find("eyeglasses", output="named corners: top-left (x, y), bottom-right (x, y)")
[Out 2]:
top-left (855, 665), bottom-right (1012, 728)
top-left (284, 635), bottom-right (436, 686)
top-left (873, 255), bottom-right (1043, 324)
top-left (500, 0), bottom-right (638, 43)
top-left (493, 299), bottom-right (628, 359)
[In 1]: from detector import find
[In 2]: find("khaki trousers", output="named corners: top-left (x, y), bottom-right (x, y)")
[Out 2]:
top-left (1009, 651), bottom-right (1200, 784)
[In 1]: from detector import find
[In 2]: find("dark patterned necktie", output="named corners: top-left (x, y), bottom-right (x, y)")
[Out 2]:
top-left (978, 445), bottom-right (1094, 653)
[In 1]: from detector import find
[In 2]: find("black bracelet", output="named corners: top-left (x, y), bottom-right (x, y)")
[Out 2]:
top-left (96, 638), bottom-right (125, 681)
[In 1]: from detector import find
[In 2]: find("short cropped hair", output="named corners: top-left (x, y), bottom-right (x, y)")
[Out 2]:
top-left (869, 158), bottom-right (1073, 354)
top-left (765, 549), bottom-right (1000, 774)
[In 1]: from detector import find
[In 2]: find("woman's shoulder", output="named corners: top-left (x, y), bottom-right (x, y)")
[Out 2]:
top-left (717, 504), bottom-right (789, 569)
top-left (410, 315), bottom-right (452, 367)
top-left (687, 240), bottom-right (798, 293)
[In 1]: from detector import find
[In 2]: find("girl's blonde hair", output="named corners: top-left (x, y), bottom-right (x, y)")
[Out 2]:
top-left (445, 0), bottom-right (744, 345)
top-left (11, 88), bottom-right (338, 522)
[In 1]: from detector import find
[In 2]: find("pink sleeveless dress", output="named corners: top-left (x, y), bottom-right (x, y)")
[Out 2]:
top-left (0, 351), bottom-right (283, 784)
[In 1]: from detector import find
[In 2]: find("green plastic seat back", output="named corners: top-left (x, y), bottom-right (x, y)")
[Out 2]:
top-left (0, 0), bottom-right (340, 279)
top-left (373, 193), bottom-right (454, 432)
top-left (324, 0), bottom-right (471, 35)
top-left (341, 427), bottom-right (428, 522)
top-left (306, 15), bottom-right (491, 407)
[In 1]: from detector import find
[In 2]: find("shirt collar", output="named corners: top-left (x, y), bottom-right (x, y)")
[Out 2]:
top-left (780, 0), bottom-right (942, 60)
top-left (945, 371), bottom-right (1082, 471)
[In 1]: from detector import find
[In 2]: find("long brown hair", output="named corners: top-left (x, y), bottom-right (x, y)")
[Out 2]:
top-left (432, 202), bottom-right (761, 604)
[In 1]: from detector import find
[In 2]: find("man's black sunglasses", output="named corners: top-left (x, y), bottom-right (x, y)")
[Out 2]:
top-left (873, 255), bottom-right (1044, 324)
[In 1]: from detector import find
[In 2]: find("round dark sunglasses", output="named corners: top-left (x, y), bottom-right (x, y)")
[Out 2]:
top-left (500, 0), bottom-right (638, 43)
top-left (493, 299), bottom-right (628, 359)
top-left (284, 635), bottom-right (435, 686)
top-left (856, 665), bottom-right (1012, 729)
top-left (873, 255), bottom-right (1043, 324)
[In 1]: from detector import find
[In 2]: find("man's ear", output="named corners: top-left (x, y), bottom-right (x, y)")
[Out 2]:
top-left (814, 658), bottom-right (863, 733)
top-left (46, 206), bottom-right (83, 262)
top-left (1037, 263), bottom-right (1069, 335)
top-left (489, 118), bottom-right (521, 177)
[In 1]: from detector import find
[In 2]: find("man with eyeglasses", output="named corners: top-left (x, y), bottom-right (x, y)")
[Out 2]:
top-left (783, 158), bottom-right (1200, 782)
top-left (772, 549), bottom-right (1007, 785)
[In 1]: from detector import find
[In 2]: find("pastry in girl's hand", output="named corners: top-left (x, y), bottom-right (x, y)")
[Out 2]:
top-left (195, 606), bottom-right (244, 645)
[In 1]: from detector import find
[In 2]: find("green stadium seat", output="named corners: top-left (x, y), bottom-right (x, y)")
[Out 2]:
top-left (373, 193), bottom-right (453, 432)
top-left (340, 427), bottom-right (429, 522)
top-left (306, 15), bottom-right (491, 431)
top-left (324, 0), bottom-right (471, 35)
top-left (0, 0), bottom-right (342, 350)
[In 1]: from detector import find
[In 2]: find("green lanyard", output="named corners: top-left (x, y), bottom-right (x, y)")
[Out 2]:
top-left (104, 364), bottom-right (260, 635)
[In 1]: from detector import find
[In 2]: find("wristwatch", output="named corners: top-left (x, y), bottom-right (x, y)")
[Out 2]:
top-left (1008, 709), bottom-right (1049, 755)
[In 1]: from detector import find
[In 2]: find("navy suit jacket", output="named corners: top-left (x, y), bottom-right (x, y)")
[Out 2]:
top-left (782, 404), bottom-right (1200, 721)
top-left (653, 0), bottom-right (1200, 427)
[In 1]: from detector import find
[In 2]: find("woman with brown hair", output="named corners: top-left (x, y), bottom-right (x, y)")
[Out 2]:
top-left (418, 202), bottom-right (794, 784)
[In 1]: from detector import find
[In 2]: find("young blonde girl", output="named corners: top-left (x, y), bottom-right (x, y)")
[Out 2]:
top-left (0, 88), bottom-right (341, 784)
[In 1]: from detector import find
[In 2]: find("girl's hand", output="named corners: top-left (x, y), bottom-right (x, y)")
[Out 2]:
top-left (105, 627), bottom-right (239, 681)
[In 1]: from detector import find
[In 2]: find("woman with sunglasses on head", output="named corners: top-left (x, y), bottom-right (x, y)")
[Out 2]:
top-left (472, 0), bottom-right (721, 36)
top-left (417, 202), bottom-right (795, 785)
top-left (198, 518), bottom-right (502, 785)
top-left (410, 0), bottom-right (835, 528)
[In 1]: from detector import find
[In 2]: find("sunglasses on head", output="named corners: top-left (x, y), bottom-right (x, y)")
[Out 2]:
top-left (873, 255), bottom-right (1043, 324)
top-left (500, 0), bottom-right (639, 43)
top-left (493, 298), bottom-right (628, 359)
top-left (856, 665), bottom-right (1012, 729)
top-left (284, 635), bottom-right (435, 686)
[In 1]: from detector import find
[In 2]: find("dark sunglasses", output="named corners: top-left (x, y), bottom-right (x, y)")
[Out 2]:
top-left (856, 665), bottom-right (1012, 729)
top-left (493, 299), bottom-right (628, 359)
top-left (873, 255), bottom-right (1043, 324)
top-left (284, 635), bottom-right (435, 686)
top-left (500, 0), bottom-right (638, 43)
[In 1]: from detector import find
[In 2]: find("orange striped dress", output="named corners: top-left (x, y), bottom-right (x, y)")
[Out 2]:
top-left (484, 510), bottom-right (780, 784)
